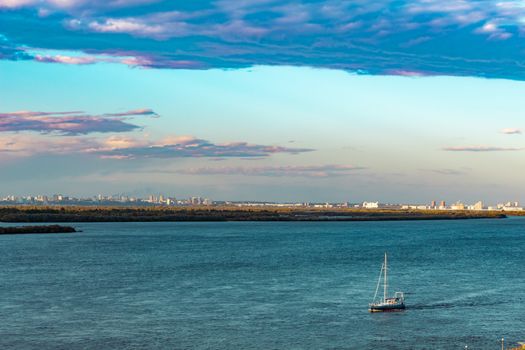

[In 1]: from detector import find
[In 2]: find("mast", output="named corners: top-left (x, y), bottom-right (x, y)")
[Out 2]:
top-left (383, 252), bottom-right (388, 302)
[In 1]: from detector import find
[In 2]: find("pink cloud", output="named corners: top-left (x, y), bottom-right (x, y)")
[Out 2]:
top-left (0, 133), bottom-right (314, 159)
top-left (94, 137), bottom-right (314, 159)
top-left (0, 134), bottom-right (100, 157)
top-left (32, 51), bottom-right (203, 69)
top-left (34, 54), bottom-right (99, 65)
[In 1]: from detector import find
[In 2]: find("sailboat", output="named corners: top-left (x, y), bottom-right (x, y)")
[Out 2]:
top-left (368, 252), bottom-right (405, 312)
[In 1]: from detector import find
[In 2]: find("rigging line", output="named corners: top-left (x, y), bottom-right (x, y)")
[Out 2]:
top-left (372, 262), bottom-right (383, 303)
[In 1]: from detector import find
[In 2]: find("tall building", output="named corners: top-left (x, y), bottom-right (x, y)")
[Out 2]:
top-left (431, 200), bottom-right (436, 208)
top-left (473, 201), bottom-right (483, 210)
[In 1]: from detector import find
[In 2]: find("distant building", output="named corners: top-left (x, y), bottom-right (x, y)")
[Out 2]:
top-left (497, 201), bottom-right (523, 211)
top-left (472, 201), bottom-right (483, 210)
top-left (191, 197), bottom-right (203, 205)
top-left (431, 200), bottom-right (436, 208)
top-left (503, 206), bottom-right (524, 211)
top-left (501, 201), bottom-right (524, 211)
top-left (450, 201), bottom-right (465, 210)
top-left (362, 201), bottom-right (379, 209)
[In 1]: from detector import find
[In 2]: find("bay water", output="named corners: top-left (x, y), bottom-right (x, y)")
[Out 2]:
top-left (1, 218), bottom-right (524, 349)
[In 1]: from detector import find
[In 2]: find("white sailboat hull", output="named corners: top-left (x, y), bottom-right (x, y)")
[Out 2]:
top-left (368, 301), bottom-right (405, 312)
top-left (369, 253), bottom-right (406, 312)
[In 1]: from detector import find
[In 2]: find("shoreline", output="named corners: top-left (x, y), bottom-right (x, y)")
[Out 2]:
top-left (0, 206), bottom-right (507, 222)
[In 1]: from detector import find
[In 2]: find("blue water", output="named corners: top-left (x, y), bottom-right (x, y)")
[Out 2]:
top-left (1, 218), bottom-right (524, 349)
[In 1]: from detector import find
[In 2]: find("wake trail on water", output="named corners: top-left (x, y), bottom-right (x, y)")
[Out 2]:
top-left (409, 287), bottom-right (512, 310)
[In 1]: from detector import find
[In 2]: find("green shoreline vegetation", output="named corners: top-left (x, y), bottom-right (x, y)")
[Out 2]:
top-left (0, 206), bottom-right (508, 222)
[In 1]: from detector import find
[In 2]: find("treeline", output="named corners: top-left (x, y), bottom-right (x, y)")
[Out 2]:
top-left (0, 206), bottom-right (507, 222)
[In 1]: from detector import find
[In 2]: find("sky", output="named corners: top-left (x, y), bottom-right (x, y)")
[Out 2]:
top-left (1, 0), bottom-right (525, 203)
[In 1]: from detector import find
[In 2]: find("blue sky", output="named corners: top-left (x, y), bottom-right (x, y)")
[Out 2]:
top-left (1, 0), bottom-right (525, 203)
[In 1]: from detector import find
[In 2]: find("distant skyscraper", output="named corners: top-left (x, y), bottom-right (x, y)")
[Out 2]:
top-left (431, 200), bottom-right (436, 208)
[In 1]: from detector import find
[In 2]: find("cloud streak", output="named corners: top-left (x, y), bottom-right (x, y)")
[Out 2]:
top-left (443, 146), bottom-right (523, 152)
top-left (2, 1), bottom-right (525, 79)
top-left (423, 168), bottom-right (468, 176)
top-left (177, 164), bottom-right (365, 177)
top-left (103, 109), bottom-right (159, 117)
top-left (96, 136), bottom-right (314, 159)
top-left (0, 134), bottom-right (314, 159)
top-left (0, 109), bottom-right (157, 135)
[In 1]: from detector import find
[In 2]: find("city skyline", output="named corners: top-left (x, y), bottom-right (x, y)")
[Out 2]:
top-left (2, 1), bottom-right (525, 202)
top-left (1, 191), bottom-right (523, 211)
